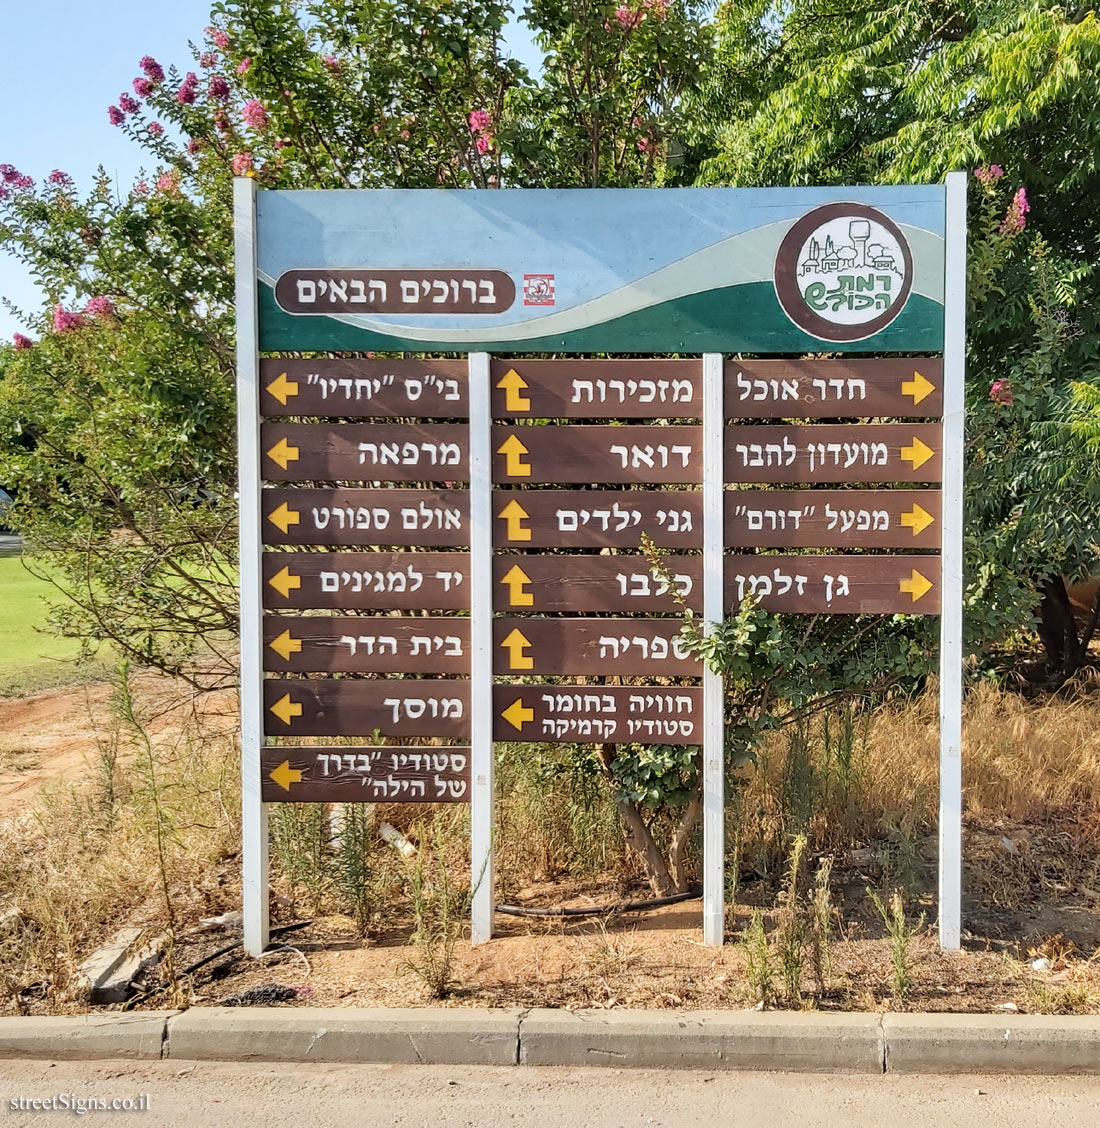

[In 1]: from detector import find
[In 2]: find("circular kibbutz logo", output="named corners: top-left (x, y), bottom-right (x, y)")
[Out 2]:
top-left (773, 203), bottom-right (913, 342)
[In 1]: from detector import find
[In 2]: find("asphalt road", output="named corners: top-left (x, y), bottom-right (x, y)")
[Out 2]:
top-left (1, 1060), bottom-right (1099, 1127)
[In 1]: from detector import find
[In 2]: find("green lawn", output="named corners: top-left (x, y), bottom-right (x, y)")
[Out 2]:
top-left (0, 557), bottom-right (109, 696)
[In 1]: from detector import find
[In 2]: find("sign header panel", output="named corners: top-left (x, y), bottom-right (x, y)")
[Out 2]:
top-left (257, 187), bottom-right (946, 354)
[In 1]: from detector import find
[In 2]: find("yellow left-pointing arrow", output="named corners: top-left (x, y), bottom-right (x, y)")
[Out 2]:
top-left (500, 628), bottom-right (533, 670)
top-left (269, 759), bottom-right (303, 792)
top-left (267, 502), bottom-right (300, 534)
top-left (901, 370), bottom-right (935, 406)
top-left (501, 697), bottom-right (534, 732)
top-left (266, 437), bottom-right (300, 471)
top-left (497, 367), bottom-right (530, 412)
top-left (268, 566), bottom-right (301, 598)
top-left (268, 629), bottom-right (302, 661)
top-left (497, 434), bottom-right (531, 478)
top-left (500, 564), bottom-right (533, 607)
top-left (269, 693), bottom-right (303, 725)
top-left (899, 569), bottom-right (933, 603)
top-left (266, 371), bottom-right (299, 405)
top-left (901, 437), bottom-right (934, 471)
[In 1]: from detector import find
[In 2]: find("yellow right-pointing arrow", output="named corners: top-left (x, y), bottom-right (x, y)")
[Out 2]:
top-left (267, 502), bottom-right (300, 534)
top-left (496, 367), bottom-right (531, 412)
top-left (266, 436), bottom-right (300, 471)
top-left (269, 759), bottom-right (303, 792)
top-left (899, 569), bottom-right (933, 603)
top-left (501, 697), bottom-right (534, 732)
top-left (500, 564), bottom-right (533, 607)
top-left (497, 434), bottom-right (531, 478)
top-left (269, 693), bottom-right (303, 726)
top-left (500, 628), bottom-right (534, 670)
top-left (497, 498), bottom-right (531, 541)
top-left (900, 504), bottom-right (935, 537)
top-left (268, 629), bottom-right (302, 662)
top-left (266, 371), bottom-right (299, 406)
top-left (901, 437), bottom-right (934, 471)
top-left (901, 370), bottom-right (936, 406)
top-left (268, 566), bottom-right (302, 599)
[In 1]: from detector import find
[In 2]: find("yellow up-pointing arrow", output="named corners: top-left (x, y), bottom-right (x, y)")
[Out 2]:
top-left (266, 371), bottom-right (299, 406)
top-left (501, 564), bottom-right (533, 607)
top-left (497, 434), bottom-right (531, 478)
top-left (501, 697), bottom-right (534, 732)
top-left (901, 370), bottom-right (935, 406)
top-left (497, 367), bottom-right (530, 412)
top-left (266, 436), bottom-right (300, 471)
top-left (500, 628), bottom-right (533, 670)
top-left (269, 759), bottom-right (303, 792)
top-left (268, 566), bottom-right (301, 599)
top-left (498, 499), bottom-right (531, 542)
top-left (268, 629), bottom-right (302, 661)
top-left (899, 569), bottom-right (933, 603)
top-left (269, 693), bottom-right (303, 726)
top-left (900, 503), bottom-right (935, 537)
top-left (267, 502), bottom-right (300, 535)
top-left (901, 437), bottom-right (934, 471)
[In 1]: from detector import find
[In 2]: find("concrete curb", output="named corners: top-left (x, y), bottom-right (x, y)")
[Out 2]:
top-left (0, 1009), bottom-right (1097, 1073)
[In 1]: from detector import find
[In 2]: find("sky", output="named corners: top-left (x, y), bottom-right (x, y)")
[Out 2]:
top-left (0, 2), bottom-right (542, 341)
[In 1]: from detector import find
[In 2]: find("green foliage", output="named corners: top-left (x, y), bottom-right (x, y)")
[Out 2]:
top-left (867, 887), bottom-right (925, 1002)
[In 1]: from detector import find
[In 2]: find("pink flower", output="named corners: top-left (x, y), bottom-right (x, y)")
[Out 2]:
top-left (14, 175), bottom-right (33, 190)
top-left (468, 109), bottom-right (492, 134)
top-left (85, 296), bottom-right (116, 319)
top-left (990, 378), bottom-right (1013, 405)
top-left (209, 75), bottom-right (230, 101)
top-left (52, 304), bottom-right (84, 333)
top-left (636, 136), bottom-right (652, 152)
top-left (0, 186), bottom-right (9, 202)
top-left (215, 110), bottom-right (231, 133)
top-left (177, 72), bottom-right (199, 104)
top-left (133, 77), bottom-right (153, 98)
top-left (615, 5), bottom-right (642, 29)
top-left (186, 137), bottom-right (204, 154)
top-left (475, 135), bottom-right (491, 154)
top-left (237, 57), bottom-right (251, 74)
top-left (108, 105), bottom-right (125, 126)
top-left (242, 99), bottom-right (269, 130)
top-left (232, 151), bottom-right (254, 176)
top-left (156, 171), bottom-right (182, 196)
top-left (12, 333), bottom-right (33, 350)
top-left (322, 55), bottom-right (340, 70)
top-left (1000, 186), bottom-right (1030, 236)
top-left (206, 26), bottom-right (230, 49)
top-left (200, 51), bottom-right (218, 69)
top-left (400, 129), bottom-right (411, 140)
top-left (133, 180), bottom-right (150, 196)
top-left (974, 163), bottom-right (1004, 186)
top-left (0, 165), bottom-right (17, 183)
top-left (139, 56), bottom-right (165, 84)
top-left (48, 169), bottom-right (72, 187)
top-left (148, 122), bottom-right (164, 136)
top-left (643, 0), bottom-right (669, 17)
top-left (118, 92), bottom-right (139, 115)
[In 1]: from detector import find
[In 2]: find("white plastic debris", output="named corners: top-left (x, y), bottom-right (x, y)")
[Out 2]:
top-left (380, 822), bottom-right (417, 858)
top-left (1030, 957), bottom-right (1053, 972)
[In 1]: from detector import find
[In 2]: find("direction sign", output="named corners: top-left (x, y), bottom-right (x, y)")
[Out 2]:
top-left (493, 490), bottom-right (701, 548)
top-left (260, 745), bottom-right (470, 803)
top-left (726, 358), bottom-right (943, 418)
top-left (263, 616), bottom-right (470, 674)
top-left (726, 554), bottom-right (940, 614)
top-left (493, 617), bottom-right (700, 676)
top-left (490, 359), bottom-right (700, 418)
top-left (261, 488), bottom-right (468, 546)
top-left (259, 423), bottom-right (469, 482)
top-left (725, 489), bottom-right (941, 549)
top-left (260, 357), bottom-right (468, 417)
top-left (263, 679), bottom-right (469, 738)
top-left (495, 685), bottom-right (702, 745)
top-left (725, 424), bottom-right (942, 483)
top-left (493, 555), bottom-right (700, 613)
top-left (493, 425), bottom-right (702, 484)
top-left (262, 552), bottom-right (468, 610)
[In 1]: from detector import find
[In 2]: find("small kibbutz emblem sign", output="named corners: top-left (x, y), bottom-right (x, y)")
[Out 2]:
top-left (523, 273), bottom-right (555, 306)
top-left (773, 203), bottom-right (914, 342)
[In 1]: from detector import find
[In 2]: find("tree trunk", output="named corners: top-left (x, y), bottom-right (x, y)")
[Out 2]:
top-left (1038, 576), bottom-right (1079, 678)
top-left (668, 783), bottom-right (703, 893)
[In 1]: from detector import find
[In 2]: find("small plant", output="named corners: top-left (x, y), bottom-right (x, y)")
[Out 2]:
top-left (775, 834), bottom-right (808, 1006)
top-left (743, 909), bottom-right (775, 1008)
top-left (867, 888), bottom-right (924, 1003)
top-left (809, 856), bottom-right (835, 995)
top-left (583, 918), bottom-right (644, 979)
top-left (880, 807), bottom-right (925, 898)
top-left (269, 802), bottom-right (328, 914)
top-left (404, 832), bottom-right (473, 1000)
top-left (330, 804), bottom-right (381, 937)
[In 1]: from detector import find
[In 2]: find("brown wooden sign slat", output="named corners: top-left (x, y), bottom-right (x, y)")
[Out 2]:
top-left (493, 490), bottom-right (701, 548)
top-left (493, 554), bottom-right (701, 613)
top-left (725, 489), bottom-right (942, 549)
top-left (262, 552), bottom-right (469, 610)
top-left (493, 425), bottom-right (702, 484)
top-left (260, 358), bottom-right (468, 418)
top-left (725, 358), bottom-right (943, 418)
top-left (494, 685), bottom-right (702, 745)
top-left (263, 679), bottom-right (469, 739)
top-left (260, 746), bottom-right (470, 803)
top-left (725, 423), bottom-right (942, 483)
top-left (261, 489), bottom-right (468, 546)
top-left (263, 616), bottom-right (470, 674)
top-left (490, 359), bottom-right (700, 418)
top-left (726, 554), bottom-right (941, 614)
top-left (260, 422), bottom-right (469, 482)
top-left (493, 618), bottom-right (700, 676)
